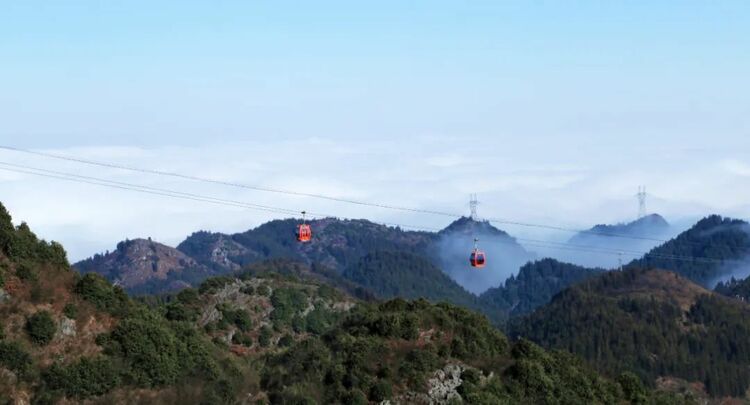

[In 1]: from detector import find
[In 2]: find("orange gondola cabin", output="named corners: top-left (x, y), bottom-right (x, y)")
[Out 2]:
top-left (296, 211), bottom-right (312, 243)
top-left (469, 238), bottom-right (486, 268)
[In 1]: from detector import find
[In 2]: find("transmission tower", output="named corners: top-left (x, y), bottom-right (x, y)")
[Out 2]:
top-left (636, 186), bottom-right (647, 219)
top-left (469, 194), bottom-right (479, 220)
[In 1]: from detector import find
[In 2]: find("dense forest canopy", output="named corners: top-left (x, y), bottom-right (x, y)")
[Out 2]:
top-left (512, 267), bottom-right (750, 397)
top-left (628, 215), bottom-right (750, 287)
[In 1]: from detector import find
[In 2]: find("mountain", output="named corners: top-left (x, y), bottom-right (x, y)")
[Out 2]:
top-left (179, 217), bottom-right (435, 272)
top-left (628, 215), bottom-right (750, 287)
top-left (433, 217), bottom-right (535, 295)
top-left (557, 214), bottom-right (672, 269)
top-left (511, 266), bottom-right (750, 398)
top-left (0, 202), bottom-right (691, 404)
top-left (0, 203), bottom-right (265, 403)
top-left (478, 258), bottom-right (605, 322)
top-left (75, 216), bottom-right (534, 298)
top-left (574, 214), bottom-right (671, 240)
top-left (74, 238), bottom-right (212, 294)
top-left (75, 218), bottom-right (437, 295)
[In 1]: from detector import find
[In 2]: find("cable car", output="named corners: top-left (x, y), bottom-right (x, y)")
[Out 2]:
top-left (295, 211), bottom-right (312, 243)
top-left (470, 238), bottom-right (486, 268)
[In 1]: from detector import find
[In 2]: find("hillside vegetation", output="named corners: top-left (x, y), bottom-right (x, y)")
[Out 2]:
top-left (478, 259), bottom-right (604, 320)
top-left (629, 215), bottom-right (750, 287)
top-left (512, 267), bottom-right (750, 398)
top-left (0, 202), bottom-right (694, 404)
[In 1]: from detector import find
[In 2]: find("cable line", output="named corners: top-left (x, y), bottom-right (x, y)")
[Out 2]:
top-left (0, 145), bottom-right (712, 245)
top-left (0, 161), bottom-right (742, 266)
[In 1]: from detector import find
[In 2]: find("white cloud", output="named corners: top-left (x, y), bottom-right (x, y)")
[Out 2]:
top-left (721, 159), bottom-right (750, 177)
top-left (0, 140), bottom-right (748, 262)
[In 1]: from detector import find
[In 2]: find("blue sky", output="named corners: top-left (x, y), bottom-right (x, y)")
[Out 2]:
top-left (0, 1), bottom-right (749, 260)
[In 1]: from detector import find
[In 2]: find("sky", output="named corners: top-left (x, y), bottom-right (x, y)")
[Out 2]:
top-left (0, 1), bottom-right (749, 261)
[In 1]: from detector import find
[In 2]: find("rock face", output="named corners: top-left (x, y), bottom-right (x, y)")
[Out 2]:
top-left (74, 238), bottom-right (210, 292)
top-left (426, 364), bottom-right (464, 403)
top-left (58, 317), bottom-right (76, 338)
top-left (385, 363), bottom-right (466, 405)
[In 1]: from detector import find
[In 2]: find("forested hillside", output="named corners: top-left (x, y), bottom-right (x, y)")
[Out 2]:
top-left (715, 276), bottom-right (750, 301)
top-left (73, 217), bottom-right (539, 322)
top-left (478, 259), bottom-right (604, 321)
top-left (76, 218), bottom-right (438, 295)
top-left (512, 267), bottom-right (750, 398)
top-left (628, 215), bottom-right (750, 287)
top-left (341, 250), bottom-right (479, 309)
top-left (0, 202), bottom-right (694, 404)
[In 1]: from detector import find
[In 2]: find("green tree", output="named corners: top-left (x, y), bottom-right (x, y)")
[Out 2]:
top-left (26, 311), bottom-right (56, 346)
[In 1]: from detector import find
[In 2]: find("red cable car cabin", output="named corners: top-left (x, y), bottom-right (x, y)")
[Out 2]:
top-left (470, 249), bottom-right (486, 268)
top-left (296, 211), bottom-right (312, 243)
top-left (296, 223), bottom-right (312, 242)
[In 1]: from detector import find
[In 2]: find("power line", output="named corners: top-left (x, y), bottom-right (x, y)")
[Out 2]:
top-left (0, 163), bottom-right (298, 217)
top-left (0, 161), bottom-right (741, 266)
top-left (0, 145), bottom-right (706, 245)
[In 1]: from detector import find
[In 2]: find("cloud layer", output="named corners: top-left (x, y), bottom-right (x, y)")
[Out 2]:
top-left (0, 140), bottom-right (748, 263)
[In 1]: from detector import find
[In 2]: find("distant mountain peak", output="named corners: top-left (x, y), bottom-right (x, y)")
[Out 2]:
top-left (587, 213), bottom-right (670, 235)
top-left (631, 214), bottom-right (750, 287)
top-left (440, 216), bottom-right (511, 237)
top-left (75, 237), bottom-right (208, 293)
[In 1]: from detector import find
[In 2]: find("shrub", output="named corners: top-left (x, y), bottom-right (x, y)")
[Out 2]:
top-left (278, 334), bottom-right (294, 347)
top-left (103, 310), bottom-right (220, 388)
top-left (259, 326), bottom-right (273, 347)
top-left (618, 372), bottom-right (648, 404)
top-left (232, 333), bottom-right (253, 347)
top-left (26, 311), bottom-right (56, 346)
top-left (44, 357), bottom-right (121, 398)
top-left (219, 306), bottom-right (253, 332)
top-left (199, 276), bottom-right (234, 294)
top-left (29, 283), bottom-right (43, 303)
top-left (347, 389), bottom-right (368, 405)
top-left (104, 313), bottom-right (183, 386)
top-left (16, 262), bottom-right (37, 281)
top-left (270, 288), bottom-right (308, 326)
top-left (0, 203), bottom-right (13, 254)
top-left (177, 288), bottom-right (199, 304)
top-left (202, 378), bottom-right (237, 404)
top-left (165, 303), bottom-right (198, 322)
top-left (305, 307), bottom-right (337, 335)
top-left (0, 341), bottom-right (33, 377)
top-left (241, 286), bottom-right (255, 295)
top-left (369, 380), bottom-right (392, 401)
top-left (62, 303), bottom-right (78, 319)
top-left (233, 309), bottom-right (253, 332)
top-left (74, 273), bottom-right (130, 316)
top-left (256, 285), bottom-right (270, 297)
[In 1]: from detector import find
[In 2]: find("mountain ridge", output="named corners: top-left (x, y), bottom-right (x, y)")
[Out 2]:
top-left (511, 266), bottom-right (750, 397)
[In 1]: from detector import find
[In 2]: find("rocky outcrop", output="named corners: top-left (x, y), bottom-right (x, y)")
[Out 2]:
top-left (384, 363), bottom-right (467, 405)
top-left (74, 238), bottom-right (211, 291)
top-left (427, 364), bottom-right (464, 403)
top-left (58, 317), bottom-right (77, 338)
